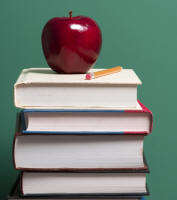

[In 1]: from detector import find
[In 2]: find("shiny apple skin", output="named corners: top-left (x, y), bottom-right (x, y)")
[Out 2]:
top-left (42, 16), bottom-right (102, 74)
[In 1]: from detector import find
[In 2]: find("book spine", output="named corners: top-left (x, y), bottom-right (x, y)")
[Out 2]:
top-left (20, 172), bottom-right (24, 196)
top-left (12, 113), bottom-right (21, 170)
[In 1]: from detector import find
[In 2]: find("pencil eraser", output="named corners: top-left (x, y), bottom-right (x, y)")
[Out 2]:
top-left (85, 73), bottom-right (92, 80)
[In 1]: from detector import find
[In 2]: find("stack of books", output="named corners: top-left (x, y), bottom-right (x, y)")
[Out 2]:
top-left (8, 68), bottom-right (153, 200)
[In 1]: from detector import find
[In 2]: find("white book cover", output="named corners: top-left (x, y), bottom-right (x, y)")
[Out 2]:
top-left (14, 68), bottom-right (142, 109)
top-left (15, 68), bottom-right (142, 85)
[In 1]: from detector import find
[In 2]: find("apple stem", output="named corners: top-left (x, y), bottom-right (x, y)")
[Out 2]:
top-left (69, 11), bottom-right (72, 18)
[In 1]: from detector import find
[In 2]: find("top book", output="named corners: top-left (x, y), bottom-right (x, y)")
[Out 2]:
top-left (14, 68), bottom-right (142, 109)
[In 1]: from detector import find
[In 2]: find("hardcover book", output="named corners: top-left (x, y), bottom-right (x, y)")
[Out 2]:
top-left (8, 176), bottom-right (147, 200)
top-left (21, 101), bottom-right (152, 135)
top-left (21, 172), bottom-right (149, 196)
top-left (14, 68), bottom-right (142, 109)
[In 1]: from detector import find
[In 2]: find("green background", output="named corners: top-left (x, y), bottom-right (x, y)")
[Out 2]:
top-left (0, 0), bottom-right (176, 199)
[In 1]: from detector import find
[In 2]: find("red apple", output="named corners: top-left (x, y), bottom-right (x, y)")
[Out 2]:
top-left (42, 11), bottom-right (102, 74)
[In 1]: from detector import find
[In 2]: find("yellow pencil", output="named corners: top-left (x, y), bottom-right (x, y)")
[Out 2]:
top-left (85, 66), bottom-right (122, 80)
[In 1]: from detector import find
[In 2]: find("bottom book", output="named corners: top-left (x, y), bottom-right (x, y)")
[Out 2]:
top-left (21, 172), bottom-right (148, 196)
top-left (8, 176), bottom-right (147, 200)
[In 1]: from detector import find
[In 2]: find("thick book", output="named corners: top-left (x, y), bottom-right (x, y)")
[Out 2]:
top-left (14, 68), bottom-right (142, 109)
top-left (8, 176), bottom-right (147, 200)
top-left (21, 101), bottom-right (152, 135)
top-left (21, 172), bottom-right (149, 196)
top-left (13, 114), bottom-right (149, 171)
